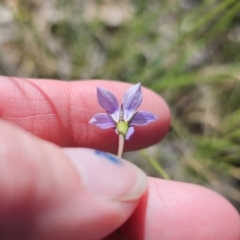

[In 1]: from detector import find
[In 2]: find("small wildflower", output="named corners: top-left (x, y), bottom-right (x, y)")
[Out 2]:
top-left (89, 83), bottom-right (157, 156)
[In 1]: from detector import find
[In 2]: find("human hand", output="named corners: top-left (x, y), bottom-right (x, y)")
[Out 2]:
top-left (0, 77), bottom-right (239, 240)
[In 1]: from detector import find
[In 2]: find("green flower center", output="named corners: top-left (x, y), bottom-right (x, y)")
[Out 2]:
top-left (116, 121), bottom-right (128, 137)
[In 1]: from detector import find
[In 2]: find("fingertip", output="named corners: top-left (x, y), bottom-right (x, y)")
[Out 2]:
top-left (0, 77), bottom-right (170, 151)
top-left (63, 148), bottom-right (147, 201)
top-left (122, 178), bottom-right (240, 240)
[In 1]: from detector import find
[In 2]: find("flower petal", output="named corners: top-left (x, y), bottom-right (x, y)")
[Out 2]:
top-left (130, 111), bottom-right (158, 126)
top-left (122, 83), bottom-right (143, 122)
top-left (125, 126), bottom-right (134, 140)
top-left (89, 113), bottom-right (116, 129)
top-left (97, 87), bottom-right (119, 122)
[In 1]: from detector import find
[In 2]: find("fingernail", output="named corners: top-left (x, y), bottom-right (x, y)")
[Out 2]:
top-left (63, 148), bottom-right (147, 201)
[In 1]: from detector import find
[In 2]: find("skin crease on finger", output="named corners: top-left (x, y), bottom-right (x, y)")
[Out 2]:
top-left (0, 76), bottom-right (170, 153)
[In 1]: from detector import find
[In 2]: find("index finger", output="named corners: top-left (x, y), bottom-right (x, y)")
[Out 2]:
top-left (0, 76), bottom-right (170, 152)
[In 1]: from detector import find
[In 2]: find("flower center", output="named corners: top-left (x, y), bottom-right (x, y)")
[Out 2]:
top-left (117, 121), bottom-right (128, 137)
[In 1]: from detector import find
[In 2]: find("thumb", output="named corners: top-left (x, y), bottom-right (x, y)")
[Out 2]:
top-left (0, 120), bottom-right (147, 240)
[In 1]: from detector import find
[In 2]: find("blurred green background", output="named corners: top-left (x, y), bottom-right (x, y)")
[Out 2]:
top-left (1, 0), bottom-right (240, 210)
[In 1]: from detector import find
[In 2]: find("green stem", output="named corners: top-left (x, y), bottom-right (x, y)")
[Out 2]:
top-left (118, 134), bottom-right (125, 158)
top-left (141, 150), bottom-right (170, 180)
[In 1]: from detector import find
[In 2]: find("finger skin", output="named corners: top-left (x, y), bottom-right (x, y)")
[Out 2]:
top-left (119, 178), bottom-right (240, 240)
top-left (0, 76), bottom-right (170, 153)
top-left (0, 120), bottom-right (139, 240)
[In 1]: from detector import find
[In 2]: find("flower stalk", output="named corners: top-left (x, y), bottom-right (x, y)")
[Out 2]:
top-left (117, 134), bottom-right (125, 157)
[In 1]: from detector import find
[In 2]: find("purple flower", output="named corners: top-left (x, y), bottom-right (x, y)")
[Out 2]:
top-left (89, 83), bottom-right (157, 140)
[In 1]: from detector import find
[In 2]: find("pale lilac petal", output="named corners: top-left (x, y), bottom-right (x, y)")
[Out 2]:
top-left (89, 113), bottom-right (115, 129)
top-left (130, 111), bottom-right (158, 126)
top-left (97, 87), bottom-right (119, 122)
top-left (122, 83), bottom-right (143, 122)
top-left (125, 126), bottom-right (134, 140)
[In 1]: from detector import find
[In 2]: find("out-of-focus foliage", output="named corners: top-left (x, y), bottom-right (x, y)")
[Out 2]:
top-left (1, 0), bottom-right (240, 208)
